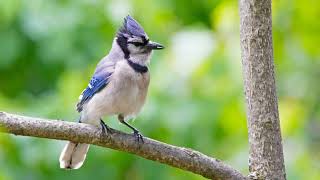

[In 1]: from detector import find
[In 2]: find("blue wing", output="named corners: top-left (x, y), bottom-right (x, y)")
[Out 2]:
top-left (76, 73), bottom-right (112, 112)
top-left (76, 54), bottom-right (117, 112)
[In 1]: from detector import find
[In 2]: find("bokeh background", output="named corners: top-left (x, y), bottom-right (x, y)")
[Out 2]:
top-left (0, 0), bottom-right (319, 179)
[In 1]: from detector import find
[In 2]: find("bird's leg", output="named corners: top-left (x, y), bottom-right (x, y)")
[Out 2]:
top-left (118, 114), bottom-right (144, 143)
top-left (100, 118), bottom-right (113, 135)
top-left (78, 116), bottom-right (82, 123)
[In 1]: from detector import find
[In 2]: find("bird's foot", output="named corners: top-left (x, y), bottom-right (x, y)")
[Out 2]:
top-left (118, 114), bottom-right (144, 143)
top-left (133, 130), bottom-right (144, 143)
top-left (100, 119), bottom-right (113, 136)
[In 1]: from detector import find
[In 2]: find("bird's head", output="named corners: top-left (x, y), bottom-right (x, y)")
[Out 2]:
top-left (116, 15), bottom-right (164, 59)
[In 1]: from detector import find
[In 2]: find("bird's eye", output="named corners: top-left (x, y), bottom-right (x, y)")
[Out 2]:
top-left (129, 42), bottom-right (145, 47)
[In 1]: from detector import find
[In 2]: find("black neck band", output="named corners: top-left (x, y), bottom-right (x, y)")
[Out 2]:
top-left (127, 59), bottom-right (148, 74)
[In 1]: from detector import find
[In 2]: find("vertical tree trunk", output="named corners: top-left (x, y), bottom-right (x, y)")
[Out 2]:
top-left (239, 0), bottom-right (286, 179)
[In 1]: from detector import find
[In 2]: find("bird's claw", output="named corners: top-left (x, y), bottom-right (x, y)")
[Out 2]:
top-left (100, 120), bottom-right (113, 136)
top-left (133, 130), bottom-right (144, 143)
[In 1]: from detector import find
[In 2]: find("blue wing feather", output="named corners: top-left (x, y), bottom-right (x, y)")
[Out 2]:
top-left (76, 73), bottom-right (112, 112)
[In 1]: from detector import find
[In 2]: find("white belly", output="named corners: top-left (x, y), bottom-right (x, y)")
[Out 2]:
top-left (81, 60), bottom-right (150, 125)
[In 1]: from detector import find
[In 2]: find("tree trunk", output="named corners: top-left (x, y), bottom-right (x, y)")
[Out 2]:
top-left (239, 0), bottom-right (286, 179)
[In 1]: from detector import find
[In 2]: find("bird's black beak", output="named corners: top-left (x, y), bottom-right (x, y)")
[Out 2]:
top-left (146, 41), bottom-right (164, 50)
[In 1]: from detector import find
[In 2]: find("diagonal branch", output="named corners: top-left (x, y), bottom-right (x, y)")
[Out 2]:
top-left (0, 111), bottom-right (246, 180)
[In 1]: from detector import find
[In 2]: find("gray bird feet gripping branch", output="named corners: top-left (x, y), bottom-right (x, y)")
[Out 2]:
top-left (118, 115), bottom-right (144, 143)
top-left (100, 119), bottom-right (113, 135)
top-left (78, 118), bottom-right (113, 137)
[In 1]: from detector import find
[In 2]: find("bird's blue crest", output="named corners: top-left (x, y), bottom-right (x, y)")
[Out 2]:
top-left (118, 15), bottom-right (146, 38)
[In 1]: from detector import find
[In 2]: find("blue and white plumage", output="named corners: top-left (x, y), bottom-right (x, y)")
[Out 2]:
top-left (59, 15), bottom-right (164, 169)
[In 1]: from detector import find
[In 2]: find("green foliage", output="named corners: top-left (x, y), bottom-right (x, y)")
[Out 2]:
top-left (0, 0), bottom-right (319, 179)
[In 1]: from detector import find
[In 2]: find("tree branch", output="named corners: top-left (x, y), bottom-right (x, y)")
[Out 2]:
top-left (239, 0), bottom-right (286, 179)
top-left (0, 111), bottom-right (246, 180)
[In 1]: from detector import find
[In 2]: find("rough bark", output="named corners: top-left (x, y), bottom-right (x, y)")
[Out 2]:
top-left (239, 0), bottom-right (286, 179)
top-left (0, 111), bottom-right (246, 180)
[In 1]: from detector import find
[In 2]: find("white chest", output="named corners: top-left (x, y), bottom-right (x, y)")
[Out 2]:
top-left (83, 60), bottom-right (150, 121)
top-left (111, 61), bottom-right (150, 116)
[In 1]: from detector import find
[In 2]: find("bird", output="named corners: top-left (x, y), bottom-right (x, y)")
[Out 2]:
top-left (59, 15), bottom-right (164, 169)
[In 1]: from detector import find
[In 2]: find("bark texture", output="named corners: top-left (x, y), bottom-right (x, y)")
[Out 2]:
top-left (0, 111), bottom-right (246, 180)
top-left (239, 0), bottom-right (286, 179)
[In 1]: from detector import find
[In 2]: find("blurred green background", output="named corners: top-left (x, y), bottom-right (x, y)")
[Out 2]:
top-left (0, 0), bottom-right (319, 179)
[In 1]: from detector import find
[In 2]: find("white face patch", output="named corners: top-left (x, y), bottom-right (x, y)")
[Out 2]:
top-left (127, 36), bottom-right (144, 43)
top-left (127, 43), bottom-right (144, 54)
top-left (127, 35), bottom-right (150, 54)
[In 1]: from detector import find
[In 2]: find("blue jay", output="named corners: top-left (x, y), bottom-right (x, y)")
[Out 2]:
top-left (59, 15), bottom-right (164, 169)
